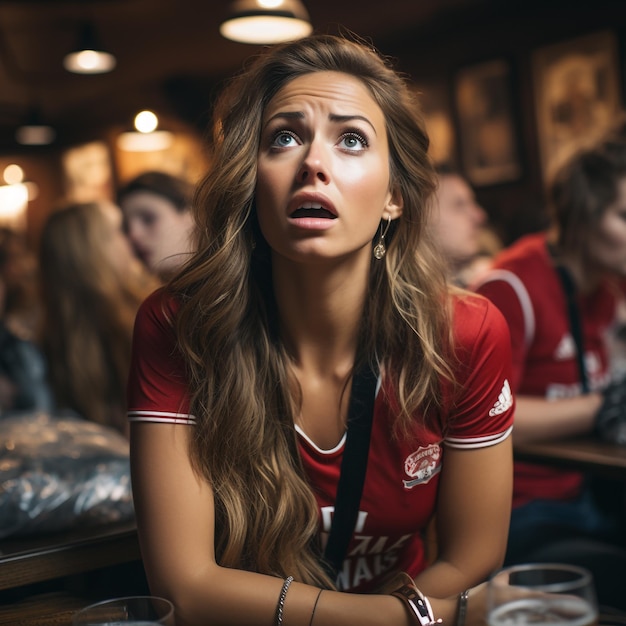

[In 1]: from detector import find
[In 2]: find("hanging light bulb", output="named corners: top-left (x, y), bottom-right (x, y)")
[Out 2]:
top-left (0, 164), bottom-right (30, 231)
top-left (116, 110), bottom-right (174, 152)
top-left (15, 108), bottom-right (56, 146)
top-left (63, 22), bottom-right (116, 74)
top-left (220, 0), bottom-right (312, 45)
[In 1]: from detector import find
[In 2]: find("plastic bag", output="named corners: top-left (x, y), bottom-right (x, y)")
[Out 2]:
top-left (0, 411), bottom-right (134, 539)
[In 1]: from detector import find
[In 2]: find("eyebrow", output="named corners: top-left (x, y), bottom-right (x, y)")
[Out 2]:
top-left (263, 111), bottom-right (377, 135)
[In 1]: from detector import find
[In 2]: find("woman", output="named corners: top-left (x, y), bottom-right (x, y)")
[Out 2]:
top-left (118, 171), bottom-right (195, 279)
top-left (128, 34), bottom-right (514, 625)
top-left (475, 132), bottom-right (626, 608)
top-left (39, 201), bottom-right (158, 435)
top-left (0, 228), bottom-right (53, 413)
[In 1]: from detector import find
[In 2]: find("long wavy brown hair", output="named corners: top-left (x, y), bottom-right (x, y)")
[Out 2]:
top-left (550, 132), bottom-right (626, 266)
top-left (39, 201), bottom-right (158, 435)
top-left (169, 33), bottom-right (454, 587)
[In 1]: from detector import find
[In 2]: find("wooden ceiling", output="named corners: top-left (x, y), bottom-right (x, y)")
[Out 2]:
top-left (0, 0), bottom-right (514, 150)
top-left (0, 0), bottom-right (616, 152)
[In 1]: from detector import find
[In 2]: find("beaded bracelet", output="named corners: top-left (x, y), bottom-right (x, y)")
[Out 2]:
top-left (456, 589), bottom-right (470, 626)
top-left (275, 576), bottom-right (294, 626)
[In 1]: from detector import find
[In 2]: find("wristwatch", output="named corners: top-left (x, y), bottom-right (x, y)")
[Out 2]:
top-left (391, 584), bottom-right (442, 626)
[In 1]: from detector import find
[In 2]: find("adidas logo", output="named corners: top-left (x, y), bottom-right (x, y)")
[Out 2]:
top-left (489, 379), bottom-right (513, 416)
top-left (554, 334), bottom-right (576, 360)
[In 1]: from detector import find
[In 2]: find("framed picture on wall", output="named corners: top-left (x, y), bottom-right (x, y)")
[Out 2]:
top-left (62, 141), bottom-right (115, 203)
top-left (454, 59), bottom-right (521, 186)
top-left (412, 82), bottom-right (457, 168)
top-left (114, 130), bottom-right (209, 185)
top-left (532, 30), bottom-right (622, 184)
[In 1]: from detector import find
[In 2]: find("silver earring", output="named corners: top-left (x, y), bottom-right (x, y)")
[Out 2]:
top-left (373, 215), bottom-right (392, 260)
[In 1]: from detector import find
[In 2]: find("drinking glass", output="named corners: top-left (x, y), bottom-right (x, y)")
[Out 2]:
top-left (72, 595), bottom-right (175, 626)
top-left (487, 563), bottom-right (598, 626)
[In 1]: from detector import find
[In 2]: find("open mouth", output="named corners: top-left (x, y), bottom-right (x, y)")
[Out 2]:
top-left (290, 203), bottom-right (337, 219)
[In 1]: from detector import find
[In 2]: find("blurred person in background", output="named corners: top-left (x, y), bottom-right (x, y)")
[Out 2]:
top-left (474, 130), bottom-right (626, 609)
top-left (429, 165), bottom-right (497, 287)
top-left (118, 171), bottom-right (196, 279)
top-left (0, 228), bottom-right (53, 413)
top-left (39, 201), bottom-right (158, 436)
top-left (0, 227), bottom-right (41, 339)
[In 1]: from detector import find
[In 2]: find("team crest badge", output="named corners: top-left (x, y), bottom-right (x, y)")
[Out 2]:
top-left (403, 444), bottom-right (441, 489)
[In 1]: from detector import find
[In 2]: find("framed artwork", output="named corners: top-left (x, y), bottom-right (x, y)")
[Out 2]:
top-left (454, 59), bottom-right (521, 186)
top-left (114, 130), bottom-right (209, 186)
top-left (62, 141), bottom-right (115, 203)
top-left (412, 82), bottom-right (457, 167)
top-left (532, 30), bottom-right (622, 183)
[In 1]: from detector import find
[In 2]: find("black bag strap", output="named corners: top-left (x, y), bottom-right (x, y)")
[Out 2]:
top-left (322, 361), bottom-right (378, 578)
top-left (549, 244), bottom-right (589, 393)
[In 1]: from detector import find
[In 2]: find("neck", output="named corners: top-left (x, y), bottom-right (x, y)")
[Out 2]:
top-left (272, 253), bottom-right (370, 374)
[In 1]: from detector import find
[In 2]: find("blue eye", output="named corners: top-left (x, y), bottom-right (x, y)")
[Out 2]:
top-left (340, 132), bottom-right (368, 151)
top-left (271, 130), bottom-right (299, 148)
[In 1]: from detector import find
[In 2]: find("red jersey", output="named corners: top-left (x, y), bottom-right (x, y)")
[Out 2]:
top-left (475, 233), bottom-right (617, 507)
top-left (128, 288), bottom-right (514, 592)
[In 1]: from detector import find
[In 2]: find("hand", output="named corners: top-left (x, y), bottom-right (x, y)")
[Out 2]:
top-left (377, 572), bottom-right (489, 626)
top-left (595, 378), bottom-right (626, 445)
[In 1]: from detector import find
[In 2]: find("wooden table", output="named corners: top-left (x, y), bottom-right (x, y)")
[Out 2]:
top-left (514, 436), bottom-right (626, 480)
top-left (0, 521), bottom-right (140, 592)
top-left (0, 522), bottom-right (142, 625)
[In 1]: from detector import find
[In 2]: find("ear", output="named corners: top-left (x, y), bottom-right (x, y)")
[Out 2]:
top-left (384, 187), bottom-right (404, 220)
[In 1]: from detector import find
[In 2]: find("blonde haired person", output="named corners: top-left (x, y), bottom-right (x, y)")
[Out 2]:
top-left (128, 34), bottom-right (514, 626)
top-left (39, 201), bottom-right (158, 436)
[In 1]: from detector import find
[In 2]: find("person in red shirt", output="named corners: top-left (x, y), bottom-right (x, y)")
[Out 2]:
top-left (128, 34), bottom-right (514, 626)
top-left (475, 131), bottom-right (626, 609)
top-left (429, 165), bottom-right (494, 287)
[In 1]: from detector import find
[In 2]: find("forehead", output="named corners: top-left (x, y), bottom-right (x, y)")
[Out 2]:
top-left (438, 174), bottom-right (472, 198)
top-left (123, 190), bottom-right (173, 212)
top-left (263, 70), bottom-right (383, 121)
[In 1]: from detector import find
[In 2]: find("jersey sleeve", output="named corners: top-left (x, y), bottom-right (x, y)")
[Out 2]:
top-left (475, 271), bottom-right (533, 392)
top-left (126, 288), bottom-right (194, 425)
top-left (443, 294), bottom-right (515, 449)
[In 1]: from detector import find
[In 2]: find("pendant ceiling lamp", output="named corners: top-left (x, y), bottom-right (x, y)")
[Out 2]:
top-left (15, 107), bottom-right (56, 146)
top-left (116, 110), bottom-right (174, 152)
top-left (63, 21), bottom-right (116, 74)
top-left (220, 0), bottom-right (312, 45)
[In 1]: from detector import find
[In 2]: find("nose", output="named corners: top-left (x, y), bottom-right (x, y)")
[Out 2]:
top-left (296, 138), bottom-right (330, 184)
top-left (126, 221), bottom-right (144, 246)
top-left (471, 201), bottom-right (487, 226)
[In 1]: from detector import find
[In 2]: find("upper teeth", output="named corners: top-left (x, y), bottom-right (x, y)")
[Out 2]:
top-left (300, 202), bottom-right (324, 210)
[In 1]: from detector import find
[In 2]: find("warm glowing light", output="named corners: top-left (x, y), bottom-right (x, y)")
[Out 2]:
top-left (134, 111), bottom-right (159, 133)
top-left (3, 164), bottom-right (24, 185)
top-left (15, 124), bottom-right (56, 146)
top-left (0, 183), bottom-right (28, 230)
top-left (220, 15), bottom-right (311, 44)
top-left (220, 0), bottom-right (312, 44)
top-left (25, 181), bottom-right (39, 201)
top-left (63, 49), bottom-right (116, 74)
top-left (116, 130), bottom-right (174, 152)
top-left (76, 50), bottom-right (98, 71)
